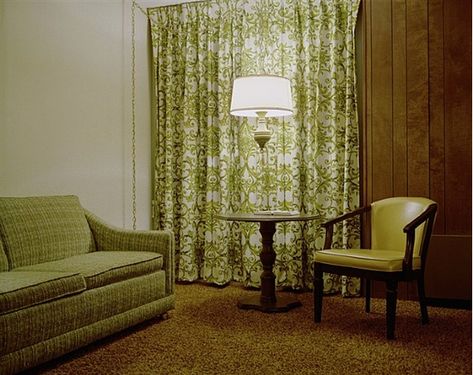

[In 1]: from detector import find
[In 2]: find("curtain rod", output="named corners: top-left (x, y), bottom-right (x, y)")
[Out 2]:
top-left (146, 0), bottom-right (210, 11)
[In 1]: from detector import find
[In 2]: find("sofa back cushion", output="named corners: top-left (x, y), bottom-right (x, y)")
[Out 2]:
top-left (0, 239), bottom-right (8, 271)
top-left (0, 195), bottom-right (95, 268)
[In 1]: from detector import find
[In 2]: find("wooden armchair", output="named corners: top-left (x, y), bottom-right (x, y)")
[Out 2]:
top-left (313, 197), bottom-right (438, 339)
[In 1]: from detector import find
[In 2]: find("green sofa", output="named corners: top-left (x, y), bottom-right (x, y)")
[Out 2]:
top-left (0, 195), bottom-right (175, 374)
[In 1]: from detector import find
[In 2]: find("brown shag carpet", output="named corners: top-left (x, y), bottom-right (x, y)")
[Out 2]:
top-left (29, 283), bottom-right (471, 375)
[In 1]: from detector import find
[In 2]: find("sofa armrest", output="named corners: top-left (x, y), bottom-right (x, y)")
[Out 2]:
top-left (84, 210), bottom-right (175, 295)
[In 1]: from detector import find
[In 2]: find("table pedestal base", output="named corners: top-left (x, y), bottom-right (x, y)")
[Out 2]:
top-left (237, 294), bottom-right (302, 313)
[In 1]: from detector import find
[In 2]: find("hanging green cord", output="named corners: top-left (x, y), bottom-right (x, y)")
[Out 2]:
top-left (131, 0), bottom-right (137, 230)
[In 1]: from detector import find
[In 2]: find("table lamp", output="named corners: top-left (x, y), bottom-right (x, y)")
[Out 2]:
top-left (230, 75), bottom-right (294, 211)
top-left (230, 75), bottom-right (293, 151)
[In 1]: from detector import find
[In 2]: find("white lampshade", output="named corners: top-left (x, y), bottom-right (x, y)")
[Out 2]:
top-left (230, 75), bottom-right (293, 117)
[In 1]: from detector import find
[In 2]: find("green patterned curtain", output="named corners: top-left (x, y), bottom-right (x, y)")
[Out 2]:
top-left (148, 0), bottom-right (361, 295)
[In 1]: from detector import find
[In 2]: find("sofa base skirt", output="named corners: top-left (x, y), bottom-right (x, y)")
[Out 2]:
top-left (0, 294), bottom-right (175, 374)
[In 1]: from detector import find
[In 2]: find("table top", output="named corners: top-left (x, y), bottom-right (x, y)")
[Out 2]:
top-left (216, 212), bottom-right (320, 223)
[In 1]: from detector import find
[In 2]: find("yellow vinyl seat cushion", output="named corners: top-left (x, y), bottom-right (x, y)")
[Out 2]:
top-left (314, 249), bottom-right (421, 272)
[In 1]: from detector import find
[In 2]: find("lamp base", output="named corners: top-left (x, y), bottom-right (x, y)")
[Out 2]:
top-left (254, 111), bottom-right (271, 150)
top-left (254, 210), bottom-right (300, 216)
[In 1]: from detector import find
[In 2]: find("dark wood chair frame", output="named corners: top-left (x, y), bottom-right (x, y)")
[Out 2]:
top-left (313, 202), bottom-right (438, 339)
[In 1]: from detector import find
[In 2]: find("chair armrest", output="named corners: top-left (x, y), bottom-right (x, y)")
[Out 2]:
top-left (85, 210), bottom-right (175, 295)
top-left (402, 203), bottom-right (437, 272)
top-left (321, 206), bottom-right (371, 249)
top-left (403, 204), bottom-right (437, 234)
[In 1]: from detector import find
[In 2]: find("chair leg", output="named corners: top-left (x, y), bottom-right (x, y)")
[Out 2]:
top-left (386, 280), bottom-right (398, 340)
top-left (365, 278), bottom-right (371, 313)
top-left (313, 263), bottom-right (323, 323)
top-left (417, 276), bottom-right (429, 324)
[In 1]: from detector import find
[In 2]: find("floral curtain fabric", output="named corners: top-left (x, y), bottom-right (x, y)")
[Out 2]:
top-left (148, 0), bottom-right (361, 295)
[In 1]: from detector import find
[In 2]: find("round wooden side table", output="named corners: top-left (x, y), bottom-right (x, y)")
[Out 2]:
top-left (217, 212), bottom-right (320, 313)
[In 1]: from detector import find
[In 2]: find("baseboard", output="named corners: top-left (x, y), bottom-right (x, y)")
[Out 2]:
top-left (425, 297), bottom-right (472, 310)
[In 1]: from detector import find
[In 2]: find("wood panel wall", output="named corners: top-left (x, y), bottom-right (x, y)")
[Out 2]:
top-left (360, 0), bottom-right (472, 300)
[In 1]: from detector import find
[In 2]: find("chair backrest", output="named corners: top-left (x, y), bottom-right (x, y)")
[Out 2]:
top-left (0, 195), bottom-right (95, 269)
top-left (371, 197), bottom-right (436, 257)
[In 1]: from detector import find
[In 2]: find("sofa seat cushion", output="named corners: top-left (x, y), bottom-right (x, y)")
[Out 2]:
top-left (0, 271), bottom-right (86, 314)
top-left (14, 251), bottom-right (163, 289)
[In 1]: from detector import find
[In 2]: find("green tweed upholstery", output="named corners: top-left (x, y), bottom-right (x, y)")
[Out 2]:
top-left (0, 196), bottom-right (95, 268)
top-left (0, 271), bottom-right (167, 359)
top-left (0, 195), bottom-right (175, 375)
top-left (15, 251), bottom-right (163, 289)
top-left (85, 210), bottom-right (175, 295)
top-left (0, 271), bottom-right (86, 315)
top-left (0, 240), bottom-right (8, 272)
top-left (0, 294), bottom-right (175, 374)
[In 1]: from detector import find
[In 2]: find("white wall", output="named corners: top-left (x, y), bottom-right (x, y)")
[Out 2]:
top-left (0, 0), bottom-right (151, 228)
top-left (0, 0), bottom-right (200, 229)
